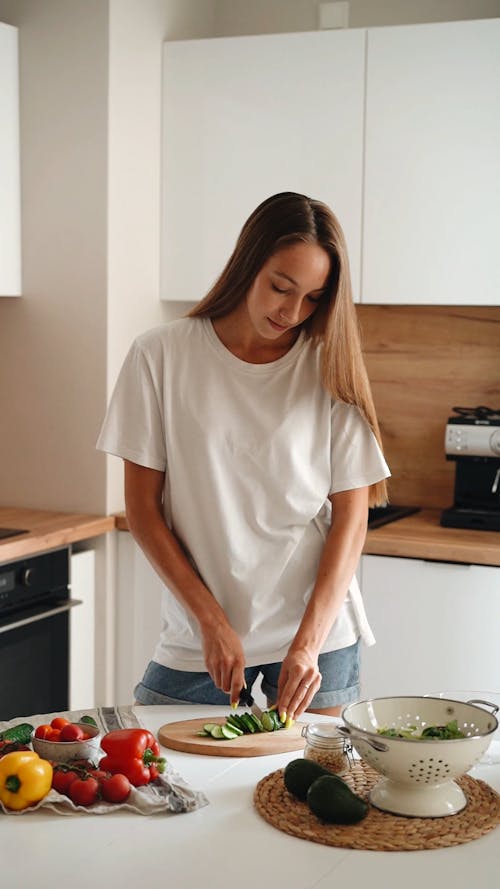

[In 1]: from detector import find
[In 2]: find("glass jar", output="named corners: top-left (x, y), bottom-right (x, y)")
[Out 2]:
top-left (301, 722), bottom-right (352, 774)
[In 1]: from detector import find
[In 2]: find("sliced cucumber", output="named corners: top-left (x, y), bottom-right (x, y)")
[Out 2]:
top-left (220, 724), bottom-right (240, 740)
top-left (240, 713), bottom-right (256, 733)
top-left (261, 711), bottom-right (275, 732)
top-left (226, 714), bottom-right (245, 733)
top-left (210, 724), bottom-right (226, 739)
top-left (202, 722), bottom-right (220, 734)
top-left (248, 713), bottom-right (264, 732)
top-left (269, 709), bottom-right (283, 730)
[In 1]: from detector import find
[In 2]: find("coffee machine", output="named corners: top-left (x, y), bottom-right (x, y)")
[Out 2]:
top-left (440, 406), bottom-right (500, 531)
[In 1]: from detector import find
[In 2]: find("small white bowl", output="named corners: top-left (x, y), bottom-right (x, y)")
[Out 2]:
top-left (32, 722), bottom-right (101, 763)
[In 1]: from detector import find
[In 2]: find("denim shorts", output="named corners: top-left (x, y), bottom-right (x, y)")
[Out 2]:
top-left (134, 639), bottom-right (360, 710)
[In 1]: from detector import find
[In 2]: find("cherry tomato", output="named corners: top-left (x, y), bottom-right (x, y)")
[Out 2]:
top-left (60, 723), bottom-right (85, 742)
top-left (68, 776), bottom-right (99, 807)
top-left (52, 768), bottom-right (79, 795)
top-left (101, 773), bottom-right (131, 804)
top-left (88, 768), bottom-right (109, 785)
top-left (51, 717), bottom-right (70, 731)
top-left (35, 724), bottom-right (53, 740)
top-left (47, 728), bottom-right (62, 742)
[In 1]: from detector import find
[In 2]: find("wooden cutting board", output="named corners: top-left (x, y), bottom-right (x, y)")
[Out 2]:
top-left (158, 717), bottom-right (306, 757)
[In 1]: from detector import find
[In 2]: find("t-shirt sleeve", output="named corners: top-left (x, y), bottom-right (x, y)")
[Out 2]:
top-left (96, 338), bottom-right (167, 472)
top-left (330, 401), bottom-right (391, 494)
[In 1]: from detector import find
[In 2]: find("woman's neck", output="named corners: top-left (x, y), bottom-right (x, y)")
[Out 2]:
top-left (211, 312), bottom-right (299, 364)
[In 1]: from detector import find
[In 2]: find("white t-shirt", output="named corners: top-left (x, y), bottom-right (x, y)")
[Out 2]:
top-left (97, 317), bottom-right (390, 670)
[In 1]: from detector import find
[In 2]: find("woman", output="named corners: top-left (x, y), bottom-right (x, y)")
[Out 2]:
top-left (97, 192), bottom-right (390, 721)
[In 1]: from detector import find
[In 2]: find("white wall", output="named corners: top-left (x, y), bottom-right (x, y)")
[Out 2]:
top-left (213, 0), bottom-right (500, 34)
top-left (0, 0), bottom-right (109, 514)
top-left (106, 0), bottom-right (216, 512)
top-left (0, 0), bottom-right (217, 517)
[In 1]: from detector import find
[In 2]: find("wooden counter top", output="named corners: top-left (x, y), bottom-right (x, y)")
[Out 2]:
top-left (0, 507), bottom-right (115, 563)
top-left (115, 508), bottom-right (500, 567)
top-left (363, 508), bottom-right (499, 567)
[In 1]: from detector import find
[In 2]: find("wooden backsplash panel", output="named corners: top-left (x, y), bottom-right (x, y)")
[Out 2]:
top-left (356, 306), bottom-right (500, 509)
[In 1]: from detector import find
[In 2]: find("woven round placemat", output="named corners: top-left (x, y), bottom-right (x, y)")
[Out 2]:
top-left (253, 762), bottom-right (500, 851)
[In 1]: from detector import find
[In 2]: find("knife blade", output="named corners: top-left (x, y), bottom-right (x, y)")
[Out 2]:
top-left (238, 686), bottom-right (264, 720)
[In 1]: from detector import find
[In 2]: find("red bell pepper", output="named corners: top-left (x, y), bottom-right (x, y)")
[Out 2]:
top-left (99, 729), bottom-right (166, 786)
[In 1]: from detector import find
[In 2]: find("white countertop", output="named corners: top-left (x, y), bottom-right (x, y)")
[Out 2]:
top-left (2, 705), bottom-right (499, 889)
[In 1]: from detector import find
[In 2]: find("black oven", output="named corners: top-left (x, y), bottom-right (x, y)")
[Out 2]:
top-left (0, 547), bottom-right (80, 721)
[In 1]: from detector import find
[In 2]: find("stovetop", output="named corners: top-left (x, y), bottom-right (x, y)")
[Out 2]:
top-left (368, 505), bottom-right (420, 529)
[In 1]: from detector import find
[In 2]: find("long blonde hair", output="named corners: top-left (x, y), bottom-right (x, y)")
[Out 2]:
top-left (188, 192), bottom-right (387, 506)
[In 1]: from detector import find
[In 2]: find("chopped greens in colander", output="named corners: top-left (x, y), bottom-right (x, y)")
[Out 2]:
top-left (377, 719), bottom-right (465, 740)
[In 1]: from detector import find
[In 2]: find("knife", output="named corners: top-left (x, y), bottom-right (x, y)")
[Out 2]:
top-left (236, 686), bottom-right (264, 720)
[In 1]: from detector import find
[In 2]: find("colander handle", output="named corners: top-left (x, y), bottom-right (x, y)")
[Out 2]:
top-left (467, 699), bottom-right (499, 717)
top-left (337, 724), bottom-right (389, 753)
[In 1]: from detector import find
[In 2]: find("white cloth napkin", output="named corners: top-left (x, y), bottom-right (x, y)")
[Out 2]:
top-left (0, 705), bottom-right (209, 816)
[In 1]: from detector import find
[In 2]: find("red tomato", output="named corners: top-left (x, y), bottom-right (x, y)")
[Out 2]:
top-left (100, 773), bottom-right (131, 804)
top-left (60, 723), bottom-right (85, 742)
top-left (52, 768), bottom-right (79, 795)
top-left (51, 717), bottom-right (70, 731)
top-left (35, 724), bottom-right (53, 740)
top-left (47, 728), bottom-right (62, 742)
top-left (68, 776), bottom-right (99, 807)
top-left (88, 768), bottom-right (109, 785)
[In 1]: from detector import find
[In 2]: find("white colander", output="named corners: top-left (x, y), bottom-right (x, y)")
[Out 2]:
top-left (339, 696), bottom-right (498, 818)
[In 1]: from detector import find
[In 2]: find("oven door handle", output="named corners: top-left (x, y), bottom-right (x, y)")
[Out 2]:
top-left (0, 599), bottom-right (82, 634)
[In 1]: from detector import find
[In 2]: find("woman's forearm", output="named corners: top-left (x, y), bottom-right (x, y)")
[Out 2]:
top-left (124, 463), bottom-right (230, 636)
top-left (290, 488), bottom-right (368, 656)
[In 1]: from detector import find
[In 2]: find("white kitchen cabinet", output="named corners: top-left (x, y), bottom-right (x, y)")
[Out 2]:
top-left (359, 554), bottom-right (500, 699)
top-left (115, 532), bottom-right (163, 705)
top-left (69, 549), bottom-right (96, 710)
top-left (362, 19), bottom-right (500, 305)
top-left (162, 19), bottom-right (500, 308)
top-left (161, 29), bottom-right (365, 302)
top-left (0, 22), bottom-right (21, 296)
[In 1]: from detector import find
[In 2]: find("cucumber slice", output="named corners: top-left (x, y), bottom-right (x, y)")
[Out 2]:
top-left (232, 714), bottom-right (249, 731)
top-left (240, 713), bottom-right (256, 733)
top-left (248, 713), bottom-right (264, 733)
top-left (269, 710), bottom-right (283, 730)
top-left (225, 717), bottom-right (244, 735)
top-left (203, 722), bottom-right (220, 734)
top-left (261, 712), bottom-right (275, 732)
top-left (220, 725), bottom-right (240, 740)
top-left (210, 724), bottom-right (226, 739)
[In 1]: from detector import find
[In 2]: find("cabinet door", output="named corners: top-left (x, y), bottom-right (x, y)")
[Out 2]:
top-left (69, 550), bottom-right (95, 710)
top-left (161, 29), bottom-right (365, 302)
top-left (115, 533), bottom-right (163, 705)
top-left (360, 554), bottom-right (500, 698)
top-left (0, 23), bottom-right (21, 296)
top-left (363, 19), bottom-right (500, 305)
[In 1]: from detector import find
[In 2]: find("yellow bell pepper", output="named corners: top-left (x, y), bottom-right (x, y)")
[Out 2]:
top-left (0, 750), bottom-right (53, 811)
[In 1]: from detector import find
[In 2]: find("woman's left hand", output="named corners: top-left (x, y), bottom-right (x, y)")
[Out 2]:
top-left (276, 648), bottom-right (321, 722)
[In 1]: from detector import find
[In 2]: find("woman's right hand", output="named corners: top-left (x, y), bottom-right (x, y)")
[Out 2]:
top-left (201, 622), bottom-right (246, 706)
